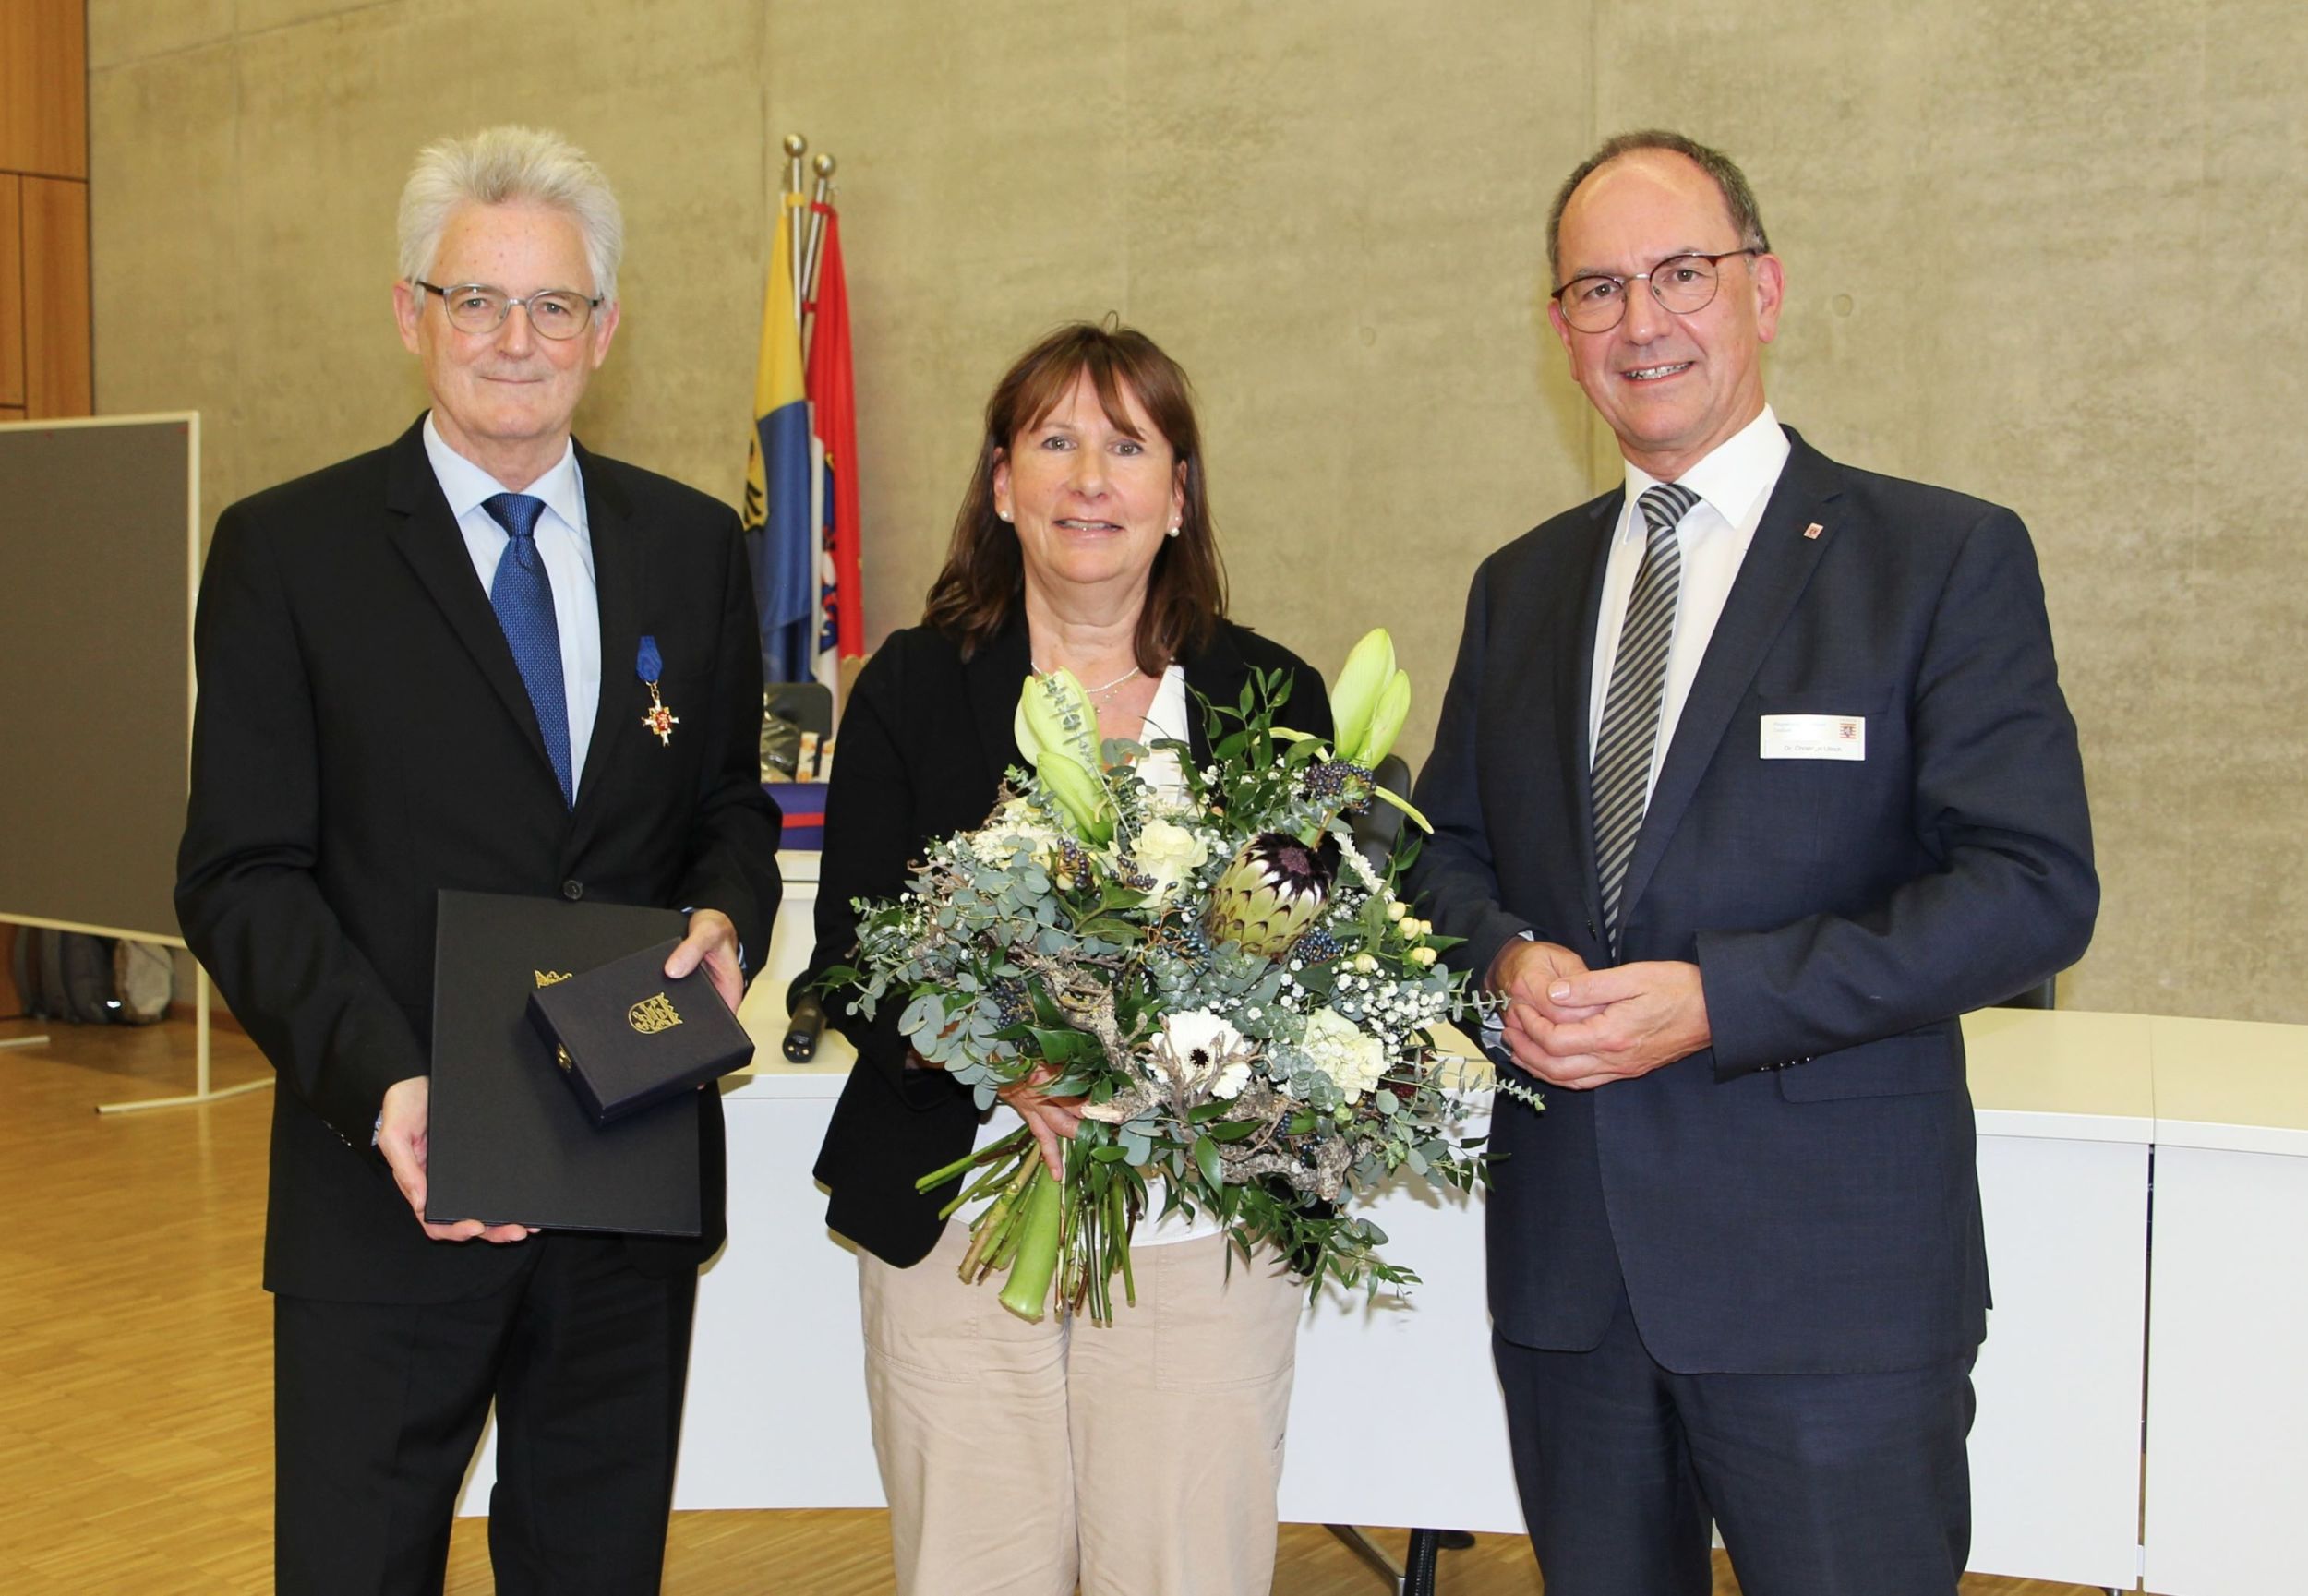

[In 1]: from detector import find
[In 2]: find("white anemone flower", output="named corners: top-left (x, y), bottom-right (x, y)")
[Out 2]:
top-left (1149, 1009), bottom-right (1256, 1100)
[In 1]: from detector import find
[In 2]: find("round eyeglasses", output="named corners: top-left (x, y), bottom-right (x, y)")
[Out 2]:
top-left (1551, 248), bottom-right (1761, 333)
top-left (415, 281), bottom-right (602, 340)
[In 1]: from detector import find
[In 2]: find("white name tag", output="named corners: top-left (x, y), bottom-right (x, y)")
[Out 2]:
top-left (1760, 714), bottom-right (1866, 761)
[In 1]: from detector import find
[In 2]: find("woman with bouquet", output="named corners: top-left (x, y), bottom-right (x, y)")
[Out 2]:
top-left (798, 319), bottom-right (1334, 1595)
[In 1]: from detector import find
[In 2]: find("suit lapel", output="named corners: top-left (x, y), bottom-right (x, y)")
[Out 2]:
top-left (964, 616), bottom-right (1035, 791)
top-left (1617, 431), bottom-right (1843, 928)
top-left (571, 442), bottom-right (643, 832)
top-left (1179, 623), bottom-right (1250, 766)
top-left (382, 419), bottom-right (557, 781)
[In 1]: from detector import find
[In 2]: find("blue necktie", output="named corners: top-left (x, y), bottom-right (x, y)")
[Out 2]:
top-left (484, 492), bottom-right (574, 807)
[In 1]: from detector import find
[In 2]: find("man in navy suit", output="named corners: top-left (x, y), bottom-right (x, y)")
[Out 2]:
top-left (176, 126), bottom-right (778, 1595)
top-left (1409, 131), bottom-right (2097, 1595)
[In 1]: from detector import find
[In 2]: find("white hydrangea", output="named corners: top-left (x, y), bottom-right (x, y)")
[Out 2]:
top-left (1298, 1006), bottom-right (1388, 1103)
top-left (976, 797), bottom-right (1064, 867)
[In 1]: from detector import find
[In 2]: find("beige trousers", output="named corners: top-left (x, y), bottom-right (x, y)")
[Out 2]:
top-left (858, 1222), bottom-right (1304, 1596)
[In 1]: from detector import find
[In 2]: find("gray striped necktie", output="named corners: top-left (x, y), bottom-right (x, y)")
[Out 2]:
top-left (1593, 481), bottom-right (1700, 952)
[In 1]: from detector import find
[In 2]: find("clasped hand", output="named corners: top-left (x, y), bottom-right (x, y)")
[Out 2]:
top-left (1491, 940), bottom-right (1712, 1091)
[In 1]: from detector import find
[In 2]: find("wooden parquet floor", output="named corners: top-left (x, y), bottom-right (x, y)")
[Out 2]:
top-left (1, 1015), bottom-right (2107, 1594)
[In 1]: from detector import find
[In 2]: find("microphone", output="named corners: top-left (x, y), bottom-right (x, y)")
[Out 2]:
top-left (783, 991), bottom-right (827, 1062)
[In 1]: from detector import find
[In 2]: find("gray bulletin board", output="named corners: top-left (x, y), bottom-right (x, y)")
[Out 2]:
top-left (0, 414), bottom-right (199, 943)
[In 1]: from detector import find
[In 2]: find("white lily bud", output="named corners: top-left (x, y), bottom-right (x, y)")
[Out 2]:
top-left (1330, 629), bottom-right (1397, 764)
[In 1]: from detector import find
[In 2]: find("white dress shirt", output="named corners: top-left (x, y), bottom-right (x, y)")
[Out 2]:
top-left (1135, 664), bottom-right (1192, 797)
top-left (1587, 405), bottom-right (1791, 804)
top-left (422, 414), bottom-right (603, 786)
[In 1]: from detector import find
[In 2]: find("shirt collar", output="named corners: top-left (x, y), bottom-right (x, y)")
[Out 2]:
top-left (421, 411), bottom-right (586, 535)
top-left (1620, 404), bottom-right (1788, 534)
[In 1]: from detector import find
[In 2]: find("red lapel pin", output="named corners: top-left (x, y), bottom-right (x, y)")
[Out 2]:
top-left (1803, 522), bottom-right (1823, 540)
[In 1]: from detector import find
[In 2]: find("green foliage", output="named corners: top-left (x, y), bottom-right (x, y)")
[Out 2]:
top-left (823, 646), bottom-right (1519, 1325)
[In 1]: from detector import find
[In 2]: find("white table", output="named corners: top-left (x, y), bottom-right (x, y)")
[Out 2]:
top-left (1962, 1009), bottom-right (2151, 1590)
top-left (2138, 1017), bottom-right (2308, 1596)
top-left (458, 856), bottom-right (2304, 1596)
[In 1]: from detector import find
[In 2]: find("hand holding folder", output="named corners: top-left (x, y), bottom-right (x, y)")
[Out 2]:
top-left (425, 890), bottom-right (709, 1236)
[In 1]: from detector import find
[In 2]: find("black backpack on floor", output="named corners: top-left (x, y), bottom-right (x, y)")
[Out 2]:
top-left (12, 929), bottom-right (173, 1025)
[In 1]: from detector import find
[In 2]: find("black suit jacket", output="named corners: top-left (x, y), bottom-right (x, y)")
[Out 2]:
top-left (1409, 429), bottom-right (2097, 1374)
top-left (176, 417), bottom-right (781, 1303)
top-left (800, 615), bottom-right (1334, 1267)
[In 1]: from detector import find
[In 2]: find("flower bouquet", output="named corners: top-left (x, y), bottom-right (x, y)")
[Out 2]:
top-left (824, 630), bottom-right (1521, 1323)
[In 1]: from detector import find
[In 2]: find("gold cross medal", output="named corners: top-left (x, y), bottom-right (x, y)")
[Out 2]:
top-left (636, 635), bottom-right (679, 747)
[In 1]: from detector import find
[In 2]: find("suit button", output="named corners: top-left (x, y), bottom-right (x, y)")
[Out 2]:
top-left (562, 880), bottom-right (584, 901)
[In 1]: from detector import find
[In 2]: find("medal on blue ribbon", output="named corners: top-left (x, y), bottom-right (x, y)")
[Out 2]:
top-left (636, 635), bottom-right (679, 746)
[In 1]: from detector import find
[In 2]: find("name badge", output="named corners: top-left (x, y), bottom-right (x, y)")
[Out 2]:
top-left (1760, 714), bottom-right (1866, 761)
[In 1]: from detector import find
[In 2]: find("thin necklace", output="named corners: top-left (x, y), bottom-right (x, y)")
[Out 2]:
top-left (1039, 659), bottom-right (1145, 696)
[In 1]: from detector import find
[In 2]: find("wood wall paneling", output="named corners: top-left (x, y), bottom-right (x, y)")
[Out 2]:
top-left (0, 0), bottom-right (89, 180)
top-left (22, 176), bottom-right (90, 417)
top-left (0, 175), bottom-right (21, 407)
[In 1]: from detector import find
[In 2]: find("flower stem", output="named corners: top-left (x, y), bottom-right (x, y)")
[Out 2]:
top-left (957, 1153), bottom-right (1038, 1283)
top-left (936, 1134), bottom-right (1036, 1221)
top-left (917, 1126), bottom-right (1032, 1194)
top-left (1111, 1177), bottom-right (1136, 1310)
top-left (996, 1161), bottom-right (1066, 1323)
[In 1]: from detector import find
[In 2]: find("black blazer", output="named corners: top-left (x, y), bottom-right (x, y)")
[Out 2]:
top-left (801, 615), bottom-right (1334, 1267)
top-left (1409, 429), bottom-right (2098, 1374)
top-left (176, 417), bottom-right (781, 1303)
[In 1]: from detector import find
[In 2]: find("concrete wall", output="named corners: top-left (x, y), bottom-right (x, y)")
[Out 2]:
top-left (87, 0), bottom-right (2308, 1024)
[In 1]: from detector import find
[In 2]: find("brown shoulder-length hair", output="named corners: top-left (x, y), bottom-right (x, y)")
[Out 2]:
top-left (921, 318), bottom-right (1228, 673)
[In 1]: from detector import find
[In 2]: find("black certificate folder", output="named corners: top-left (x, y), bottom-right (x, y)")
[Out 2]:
top-left (427, 890), bottom-right (700, 1236)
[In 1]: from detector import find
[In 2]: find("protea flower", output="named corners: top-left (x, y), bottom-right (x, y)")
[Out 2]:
top-left (1206, 832), bottom-right (1340, 957)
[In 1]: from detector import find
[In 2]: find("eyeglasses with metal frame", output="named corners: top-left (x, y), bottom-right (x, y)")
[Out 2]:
top-left (415, 281), bottom-right (602, 340)
top-left (1550, 248), bottom-right (1761, 333)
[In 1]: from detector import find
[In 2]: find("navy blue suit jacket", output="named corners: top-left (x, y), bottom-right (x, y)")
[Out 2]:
top-left (1408, 428), bottom-right (2097, 1374)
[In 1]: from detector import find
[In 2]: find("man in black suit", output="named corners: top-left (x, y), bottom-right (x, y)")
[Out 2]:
top-left (1409, 131), bottom-right (2097, 1595)
top-left (175, 126), bottom-right (779, 1596)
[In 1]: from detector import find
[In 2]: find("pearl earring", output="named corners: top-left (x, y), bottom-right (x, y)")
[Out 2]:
top-left (998, 510), bottom-right (1014, 523)
top-left (1165, 522), bottom-right (1182, 538)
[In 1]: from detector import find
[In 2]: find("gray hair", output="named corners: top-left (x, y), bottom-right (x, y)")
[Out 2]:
top-left (396, 126), bottom-right (624, 304)
top-left (1547, 130), bottom-right (1770, 285)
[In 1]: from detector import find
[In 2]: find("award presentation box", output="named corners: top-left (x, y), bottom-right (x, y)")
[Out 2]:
top-left (426, 890), bottom-right (701, 1235)
top-left (527, 938), bottom-right (753, 1127)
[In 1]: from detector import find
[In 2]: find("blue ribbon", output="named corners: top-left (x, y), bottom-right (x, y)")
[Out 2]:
top-left (636, 634), bottom-right (663, 682)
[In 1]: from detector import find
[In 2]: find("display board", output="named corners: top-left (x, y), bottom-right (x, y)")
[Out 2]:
top-left (0, 414), bottom-right (198, 942)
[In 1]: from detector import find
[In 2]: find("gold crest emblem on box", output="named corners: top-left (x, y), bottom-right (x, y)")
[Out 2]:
top-left (627, 993), bottom-right (683, 1035)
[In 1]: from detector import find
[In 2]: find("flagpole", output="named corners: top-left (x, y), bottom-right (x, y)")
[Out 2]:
top-left (782, 133), bottom-right (809, 330)
top-left (799, 153), bottom-right (835, 365)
